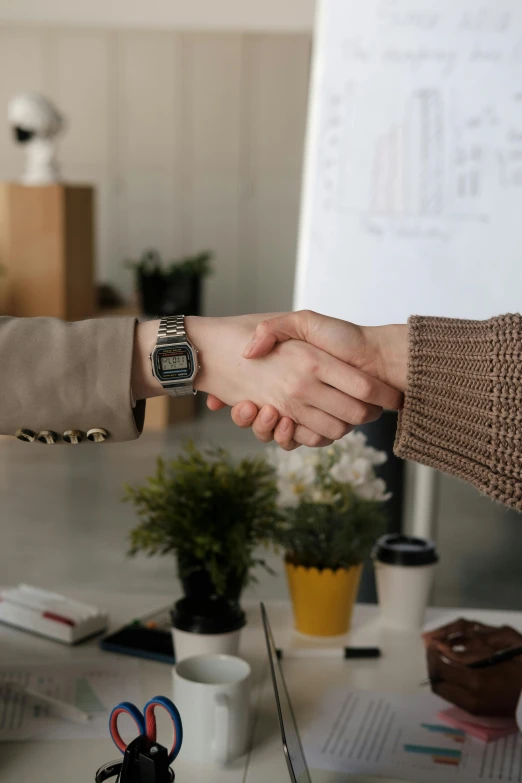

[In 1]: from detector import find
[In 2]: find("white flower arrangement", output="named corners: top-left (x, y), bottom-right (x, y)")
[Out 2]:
top-left (271, 432), bottom-right (391, 571)
top-left (272, 431), bottom-right (391, 509)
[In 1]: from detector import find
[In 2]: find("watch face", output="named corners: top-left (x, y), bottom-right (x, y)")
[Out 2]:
top-left (153, 344), bottom-right (195, 383)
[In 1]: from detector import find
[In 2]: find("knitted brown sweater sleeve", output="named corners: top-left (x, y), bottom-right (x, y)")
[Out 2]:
top-left (394, 314), bottom-right (522, 511)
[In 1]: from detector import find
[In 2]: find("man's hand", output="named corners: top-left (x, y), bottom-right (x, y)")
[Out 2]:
top-left (207, 311), bottom-right (407, 450)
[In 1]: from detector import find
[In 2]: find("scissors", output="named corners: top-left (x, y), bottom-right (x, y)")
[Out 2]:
top-left (109, 695), bottom-right (183, 765)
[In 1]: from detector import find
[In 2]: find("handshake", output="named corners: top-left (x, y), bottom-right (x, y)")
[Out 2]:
top-left (193, 310), bottom-right (409, 451)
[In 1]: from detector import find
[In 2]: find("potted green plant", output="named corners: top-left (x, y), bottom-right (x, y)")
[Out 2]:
top-left (125, 442), bottom-right (281, 603)
top-left (126, 249), bottom-right (213, 317)
top-left (273, 432), bottom-right (390, 636)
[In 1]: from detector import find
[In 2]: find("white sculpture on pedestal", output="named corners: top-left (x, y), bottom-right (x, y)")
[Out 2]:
top-left (7, 92), bottom-right (64, 186)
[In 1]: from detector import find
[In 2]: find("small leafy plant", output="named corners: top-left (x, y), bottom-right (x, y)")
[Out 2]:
top-left (272, 432), bottom-right (390, 571)
top-left (125, 443), bottom-right (282, 597)
top-left (126, 249), bottom-right (213, 281)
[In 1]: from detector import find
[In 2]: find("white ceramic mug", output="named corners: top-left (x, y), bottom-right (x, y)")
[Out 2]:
top-left (173, 654), bottom-right (251, 765)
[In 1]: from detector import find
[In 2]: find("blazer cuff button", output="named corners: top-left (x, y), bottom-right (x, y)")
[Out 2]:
top-left (37, 430), bottom-right (59, 444)
top-left (87, 428), bottom-right (109, 443)
top-left (64, 430), bottom-right (84, 444)
top-left (16, 429), bottom-right (35, 443)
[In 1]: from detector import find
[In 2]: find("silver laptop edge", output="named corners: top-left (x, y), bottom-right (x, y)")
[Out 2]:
top-left (261, 602), bottom-right (313, 783)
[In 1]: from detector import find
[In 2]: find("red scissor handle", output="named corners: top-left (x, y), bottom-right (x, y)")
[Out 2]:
top-left (109, 697), bottom-right (183, 764)
top-left (144, 697), bottom-right (183, 763)
top-left (109, 702), bottom-right (146, 754)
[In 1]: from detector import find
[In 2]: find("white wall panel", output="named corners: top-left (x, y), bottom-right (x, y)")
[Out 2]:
top-left (49, 31), bottom-right (111, 281)
top-left (0, 25), bottom-right (310, 314)
top-left (185, 34), bottom-right (243, 316)
top-left (0, 0), bottom-right (316, 33)
top-left (0, 30), bottom-right (46, 179)
top-left (114, 31), bottom-right (184, 294)
top-left (241, 35), bottom-right (310, 313)
top-left (190, 35), bottom-right (243, 174)
top-left (248, 35), bottom-right (310, 174)
top-left (51, 32), bottom-right (110, 168)
top-left (251, 178), bottom-right (303, 314)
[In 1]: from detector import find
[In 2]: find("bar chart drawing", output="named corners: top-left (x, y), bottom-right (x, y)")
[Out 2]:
top-left (313, 84), bottom-right (494, 225)
top-left (369, 90), bottom-right (444, 216)
top-left (403, 744), bottom-right (462, 768)
top-left (420, 723), bottom-right (466, 743)
top-left (403, 722), bottom-right (465, 769)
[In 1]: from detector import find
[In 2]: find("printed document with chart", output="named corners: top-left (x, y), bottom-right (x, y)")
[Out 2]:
top-left (303, 688), bottom-right (522, 782)
top-left (295, 0), bottom-right (522, 323)
top-left (0, 660), bottom-right (140, 741)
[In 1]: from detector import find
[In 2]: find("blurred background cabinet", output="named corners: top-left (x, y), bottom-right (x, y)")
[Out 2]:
top-left (0, 182), bottom-right (95, 319)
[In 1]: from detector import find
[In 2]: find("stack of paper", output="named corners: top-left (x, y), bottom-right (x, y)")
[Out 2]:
top-left (0, 660), bottom-right (140, 741)
top-left (303, 687), bottom-right (522, 783)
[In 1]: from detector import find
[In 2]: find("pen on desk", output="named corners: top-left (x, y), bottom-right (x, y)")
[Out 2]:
top-left (2, 682), bottom-right (91, 723)
top-left (276, 647), bottom-right (381, 660)
top-left (469, 645), bottom-right (522, 669)
top-left (420, 646), bottom-right (522, 686)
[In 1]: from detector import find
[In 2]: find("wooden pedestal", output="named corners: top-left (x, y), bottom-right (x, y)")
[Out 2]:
top-left (0, 183), bottom-right (95, 319)
top-left (144, 394), bottom-right (197, 431)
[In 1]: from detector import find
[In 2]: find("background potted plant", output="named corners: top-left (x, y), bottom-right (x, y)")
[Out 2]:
top-left (273, 432), bottom-right (390, 637)
top-left (126, 248), bottom-right (213, 317)
top-left (126, 442), bottom-right (281, 603)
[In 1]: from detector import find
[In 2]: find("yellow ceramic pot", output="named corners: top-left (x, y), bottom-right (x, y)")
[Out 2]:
top-left (285, 559), bottom-right (363, 636)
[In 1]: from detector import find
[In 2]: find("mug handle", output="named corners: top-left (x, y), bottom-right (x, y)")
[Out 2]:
top-left (213, 693), bottom-right (230, 764)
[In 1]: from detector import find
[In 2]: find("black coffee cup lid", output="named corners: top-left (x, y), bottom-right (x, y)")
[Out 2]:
top-left (171, 597), bottom-right (246, 635)
top-left (373, 533), bottom-right (439, 567)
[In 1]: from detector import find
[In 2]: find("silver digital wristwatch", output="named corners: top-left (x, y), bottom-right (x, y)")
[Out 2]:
top-left (150, 316), bottom-right (200, 397)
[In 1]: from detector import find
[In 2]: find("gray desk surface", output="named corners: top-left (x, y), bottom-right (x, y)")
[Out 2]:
top-left (1, 591), bottom-right (521, 783)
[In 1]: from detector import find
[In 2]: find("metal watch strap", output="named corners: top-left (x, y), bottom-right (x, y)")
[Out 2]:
top-left (165, 382), bottom-right (194, 397)
top-left (157, 315), bottom-right (186, 344)
top-left (157, 315), bottom-right (196, 397)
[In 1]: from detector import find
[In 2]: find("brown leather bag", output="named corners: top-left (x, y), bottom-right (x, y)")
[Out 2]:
top-left (423, 618), bottom-right (522, 717)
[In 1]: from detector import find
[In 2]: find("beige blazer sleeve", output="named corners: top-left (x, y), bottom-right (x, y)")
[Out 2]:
top-left (0, 316), bottom-right (145, 444)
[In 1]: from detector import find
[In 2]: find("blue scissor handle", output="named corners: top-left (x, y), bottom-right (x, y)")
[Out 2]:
top-left (144, 696), bottom-right (183, 764)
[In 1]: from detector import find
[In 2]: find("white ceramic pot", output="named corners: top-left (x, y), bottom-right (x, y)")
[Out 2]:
top-left (171, 596), bottom-right (246, 664)
top-left (172, 626), bottom-right (242, 663)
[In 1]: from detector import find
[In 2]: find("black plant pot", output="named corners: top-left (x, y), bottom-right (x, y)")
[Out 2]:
top-left (178, 559), bottom-right (247, 604)
top-left (139, 272), bottom-right (202, 317)
top-left (356, 411), bottom-right (405, 604)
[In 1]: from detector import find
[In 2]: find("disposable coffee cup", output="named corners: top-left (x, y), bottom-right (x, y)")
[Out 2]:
top-left (373, 534), bottom-right (439, 631)
top-left (171, 597), bottom-right (246, 663)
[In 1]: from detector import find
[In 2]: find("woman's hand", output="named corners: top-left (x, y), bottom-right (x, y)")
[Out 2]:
top-left (184, 314), bottom-right (402, 443)
top-left (242, 310), bottom-right (409, 392)
top-left (206, 397), bottom-right (329, 449)
top-left (207, 311), bottom-right (408, 450)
